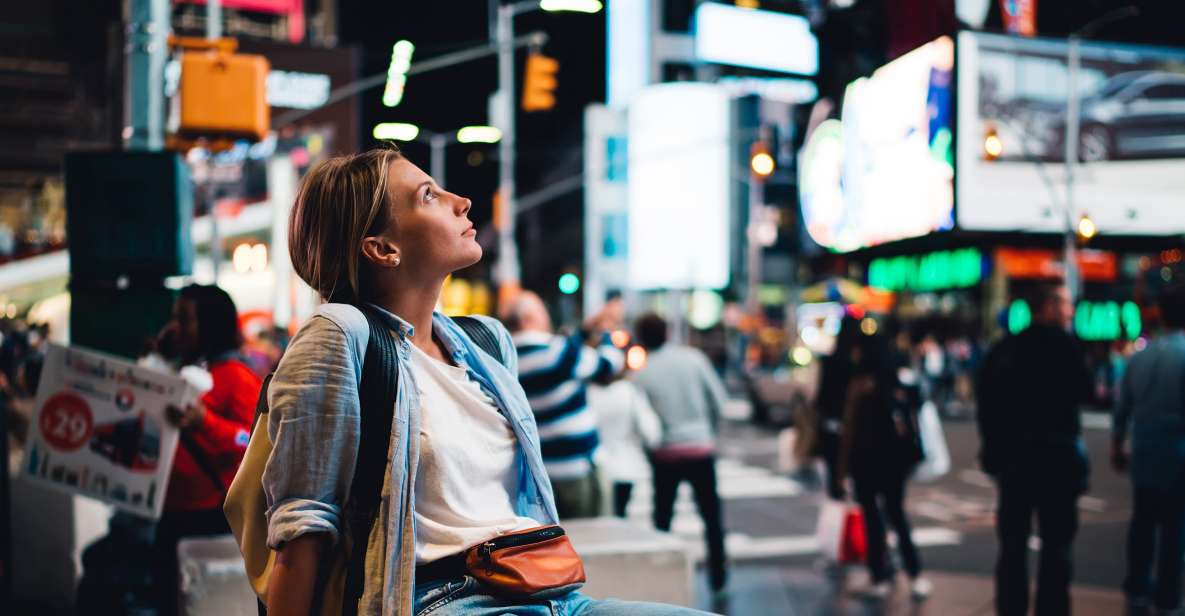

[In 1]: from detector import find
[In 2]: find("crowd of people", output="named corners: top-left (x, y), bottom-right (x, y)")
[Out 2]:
top-left (4, 145), bottom-right (1184, 616)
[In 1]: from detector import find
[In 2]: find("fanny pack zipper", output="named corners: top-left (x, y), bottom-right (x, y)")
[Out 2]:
top-left (478, 527), bottom-right (565, 559)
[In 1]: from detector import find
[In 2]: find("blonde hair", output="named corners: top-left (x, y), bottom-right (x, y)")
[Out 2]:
top-left (289, 146), bottom-right (402, 303)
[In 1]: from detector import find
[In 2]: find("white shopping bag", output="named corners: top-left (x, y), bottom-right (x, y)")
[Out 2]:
top-left (913, 401), bottom-right (951, 482)
top-left (815, 498), bottom-right (847, 561)
top-left (776, 427), bottom-right (800, 474)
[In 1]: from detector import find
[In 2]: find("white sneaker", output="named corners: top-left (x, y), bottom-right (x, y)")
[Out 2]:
top-left (863, 580), bottom-right (893, 601)
top-left (910, 577), bottom-right (933, 601)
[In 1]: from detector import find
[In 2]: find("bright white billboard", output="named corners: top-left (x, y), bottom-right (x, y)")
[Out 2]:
top-left (957, 31), bottom-right (1185, 234)
top-left (628, 83), bottom-right (731, 290)
top-left (694, 3), bottom-right (818, 76)
top-left (799, 36), bottom-right (955, 252)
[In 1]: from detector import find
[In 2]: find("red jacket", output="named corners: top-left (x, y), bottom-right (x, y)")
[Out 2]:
top-left (165, 358), bottom-right (261, 512)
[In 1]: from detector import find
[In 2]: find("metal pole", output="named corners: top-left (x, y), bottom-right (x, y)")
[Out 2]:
top-left (207, 0), bottom-right (222, 39)
top-left (495, 4), bottom-right (521, 289)
top-left (429, 133), bottom-right (447, 189)
top-left (125, 0), bottom-right (168, 151)
top-left (1063, 36), bottom-right (1080, 304)
top-left (746, 173), bottom-right (762, 314)
top-left (207, 0), bottom-right (223, 281)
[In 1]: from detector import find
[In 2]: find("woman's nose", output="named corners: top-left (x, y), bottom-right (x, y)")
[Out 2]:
top-left (457, 196), bottom-right (472, 216)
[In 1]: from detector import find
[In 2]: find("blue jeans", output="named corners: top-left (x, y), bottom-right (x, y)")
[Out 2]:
top-left (413, 576), bottom-right (717, 616)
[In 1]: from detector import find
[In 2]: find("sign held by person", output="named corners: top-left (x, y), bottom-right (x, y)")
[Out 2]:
top-left (21, 344), bottom-right (192, 519)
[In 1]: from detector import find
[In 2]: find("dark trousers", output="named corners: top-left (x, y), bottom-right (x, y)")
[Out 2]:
top-left (551, 471), bottom-right (602, 520)
top-left (852, 471), bottom-right (921, 582)
top-left (612, 481), bottom-right (634, 518)
top-left (1124, 468), bottom-right (1185, 610)
top-left (651, 456), bottom-right (728, 590)
top-left (995, 476), bottom-right (1079, 616)
top-left (152, 507), bottom-right (232, 616)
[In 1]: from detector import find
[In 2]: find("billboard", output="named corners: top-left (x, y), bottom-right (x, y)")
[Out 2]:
top-left (628, 83), bottom-right (731, 290)
top-left (800, 36), bottom-right (955, 253)
top-left (694, 3), bottom-right (818, 76)
top-left (957, 31), bottom-right (1185, 234)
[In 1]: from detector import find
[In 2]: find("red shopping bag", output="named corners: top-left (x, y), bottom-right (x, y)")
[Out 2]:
top-left (839, 507), bottom-right (867, 564)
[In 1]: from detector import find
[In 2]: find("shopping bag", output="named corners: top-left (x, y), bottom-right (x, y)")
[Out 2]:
top-left (913, 401), bottom-right (951, 482)
top-left (816, 499), bottom-right (865, 563)
top-left (839, 507), bottom-right (867, 564)
top-left (777, 427), bottom-right (800, 474)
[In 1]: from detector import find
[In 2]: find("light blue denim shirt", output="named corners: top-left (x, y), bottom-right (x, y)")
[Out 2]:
top-left (261, 303), bottom-right (559, 615)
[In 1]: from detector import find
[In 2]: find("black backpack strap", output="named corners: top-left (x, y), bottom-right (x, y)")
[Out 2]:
top-left (341, 306), bottom-right (400, 616)
top-left (452, 315), bottom-right (505, 367)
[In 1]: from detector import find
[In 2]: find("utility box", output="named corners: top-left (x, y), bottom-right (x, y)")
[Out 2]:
top-left (180, 51), bottom-right (270, 142)
top-left (65, 151), bottom-right (195, 279)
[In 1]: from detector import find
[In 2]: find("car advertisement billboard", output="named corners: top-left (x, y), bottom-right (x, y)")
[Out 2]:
top-left (957, 31), bottom-right (1185, 234)
top-left (799, 36), bottom-right (955, 253)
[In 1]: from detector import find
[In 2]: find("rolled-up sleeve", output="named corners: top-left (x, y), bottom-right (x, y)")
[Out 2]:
top-left (262, 315), bottom-right (363, 549)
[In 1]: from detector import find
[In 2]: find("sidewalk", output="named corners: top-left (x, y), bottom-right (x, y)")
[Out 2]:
top-left (690, 564), bottom-right (1126, 616)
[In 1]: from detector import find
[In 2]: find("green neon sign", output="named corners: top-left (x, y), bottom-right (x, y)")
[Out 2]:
top-left (1010, 299), bottom-right (1141, 341)
top-left (1008, 299), bottom-right (1031, 335)
top-left (868, 248), bottom-right (983, 292)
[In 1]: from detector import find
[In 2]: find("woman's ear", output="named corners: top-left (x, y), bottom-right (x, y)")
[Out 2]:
top-left (361, 236), bottom-right (402, 268)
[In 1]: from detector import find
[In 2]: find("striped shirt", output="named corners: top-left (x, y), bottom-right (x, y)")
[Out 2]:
top-left (512, 330), bottom-right (624, 479)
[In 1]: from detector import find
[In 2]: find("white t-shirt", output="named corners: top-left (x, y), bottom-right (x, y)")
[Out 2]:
top-left (409, 342), bottom-right (539, 564)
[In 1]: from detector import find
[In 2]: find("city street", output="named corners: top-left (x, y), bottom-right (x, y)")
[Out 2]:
top-left (643, 401), bottom-right (1129, 615)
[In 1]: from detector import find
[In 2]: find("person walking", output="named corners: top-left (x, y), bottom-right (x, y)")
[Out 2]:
top-left (262, 146), bottom-right (711, 615)
top-left (153, 284), bottom-right (262, 616)
top-left (631, 313), bottom-right (729, 594)
top-left (588, 367), bottom-right (662, 518)
top-left (977, 283), bottom-right (1093, 616)
top-left (503, 291), bottom-right (624, 519)
top-left (833, 315), bottom-right (931, 601)
top-left (1113, 284), bottom-right (1185, 615)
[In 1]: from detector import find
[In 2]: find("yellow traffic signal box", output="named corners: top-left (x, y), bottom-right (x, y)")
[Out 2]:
top-left (179, 50), bottom-right (270, 142)
top-left (522, 53), bottom-right (558, 112)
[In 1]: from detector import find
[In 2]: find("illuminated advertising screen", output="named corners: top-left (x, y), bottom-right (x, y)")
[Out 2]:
top-left (957, 31), bottom-right (1185, 234)
top-left (628, 83), bottom-right (731, 290)
top-left (800, 37), bottom-right (955, 252)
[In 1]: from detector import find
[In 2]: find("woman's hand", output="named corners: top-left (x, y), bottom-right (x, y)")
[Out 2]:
top-left (165, 402), bottom-right (207, 430)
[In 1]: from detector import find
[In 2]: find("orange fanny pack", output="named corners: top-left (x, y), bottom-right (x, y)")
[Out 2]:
top-left (464, 525), bottom-right (586, 599)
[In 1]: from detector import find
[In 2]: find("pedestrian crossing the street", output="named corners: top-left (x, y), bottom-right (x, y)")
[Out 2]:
top-left (618, 456), bottom-right (963, 562)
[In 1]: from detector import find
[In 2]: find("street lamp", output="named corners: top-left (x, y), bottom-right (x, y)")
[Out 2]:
top-left (372, 123), bottom-right (502, 187)
top-left (1063, 6), bottom-right (1139, 303)
top-left (491, 0), bottom-right (603, 296)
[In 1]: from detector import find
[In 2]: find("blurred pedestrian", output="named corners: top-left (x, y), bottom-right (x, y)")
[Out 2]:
top-left (816, 306), bottom-right (866, 500)
top-left (977, 283), bottom-right (1092, 616)
top-left (588, 365), bottom-right (662, 518)
top-left (504, 291), bottom-right (624, 519)
top-left (632, 313), bottom-right (730, 594)
top-left (1113, 285), bottom-right (1185, 614)
top-left (834, 315), bottom-right (930, 601)
top-left (260, 146), bottom-right (713, 615)
top-left (152, 284), bottom-right (261, 616)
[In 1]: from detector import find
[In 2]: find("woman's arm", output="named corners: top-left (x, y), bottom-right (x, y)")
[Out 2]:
top-left (267, 534), bottom-right (328, 616)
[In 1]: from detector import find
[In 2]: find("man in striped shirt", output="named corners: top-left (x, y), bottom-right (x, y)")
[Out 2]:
top-left (503, 291), bottom-right (624, 518)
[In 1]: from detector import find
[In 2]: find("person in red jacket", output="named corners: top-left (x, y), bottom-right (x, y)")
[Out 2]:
top-left (152, 284), bottom-right (261, 616)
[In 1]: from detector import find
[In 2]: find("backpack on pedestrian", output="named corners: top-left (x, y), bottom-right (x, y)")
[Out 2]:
top-left (223, 308), bottom-right (502, 615)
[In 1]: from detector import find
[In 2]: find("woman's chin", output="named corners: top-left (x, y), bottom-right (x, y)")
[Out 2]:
top-left (454, 245), bottom-right (482, 269)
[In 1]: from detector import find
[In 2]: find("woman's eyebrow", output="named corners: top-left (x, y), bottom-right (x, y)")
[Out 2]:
top-left (416, 181), bottom-right (433, 193)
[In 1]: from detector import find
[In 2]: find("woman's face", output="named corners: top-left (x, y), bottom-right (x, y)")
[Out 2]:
top-left (378, 158), bottom-right (481, 276)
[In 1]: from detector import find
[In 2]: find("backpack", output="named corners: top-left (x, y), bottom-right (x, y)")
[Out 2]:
top-left (223, 309), bottom-right (502, 615)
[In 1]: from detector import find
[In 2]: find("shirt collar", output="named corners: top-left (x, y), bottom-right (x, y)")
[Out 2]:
top-left (362, 302), bottom-right (417, 339)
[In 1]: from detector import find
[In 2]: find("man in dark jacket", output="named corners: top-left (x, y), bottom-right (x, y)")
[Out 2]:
top-left (977, 283), bottom-right (1092, 616)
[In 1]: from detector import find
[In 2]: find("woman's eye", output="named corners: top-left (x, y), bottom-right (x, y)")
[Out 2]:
top-left (424, 188), bottom-right (437, 202)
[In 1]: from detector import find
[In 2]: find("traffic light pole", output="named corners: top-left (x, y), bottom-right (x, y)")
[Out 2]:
top-left (495, 4), bottom-right (521, 291)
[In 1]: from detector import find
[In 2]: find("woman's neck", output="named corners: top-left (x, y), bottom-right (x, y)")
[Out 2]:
top-left (371, 274), bottom-right (446, 358)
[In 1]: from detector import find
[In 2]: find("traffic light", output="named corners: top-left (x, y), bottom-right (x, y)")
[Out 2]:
top-left (750, 142), bottom-right (774, 178)
top-left (522, 53), bottom-right (559, 112)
